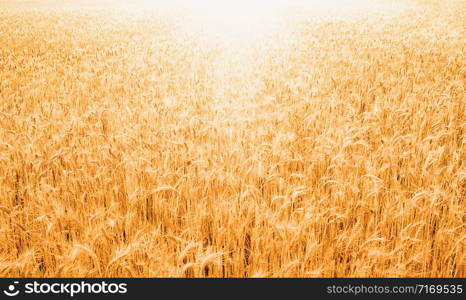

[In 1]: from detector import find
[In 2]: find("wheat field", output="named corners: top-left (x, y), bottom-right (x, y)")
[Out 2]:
top-left (0, 0), bottom-right (464, 277)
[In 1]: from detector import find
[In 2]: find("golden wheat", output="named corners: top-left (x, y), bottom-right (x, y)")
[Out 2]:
top-left (0, 0), bottom-right (464, 277)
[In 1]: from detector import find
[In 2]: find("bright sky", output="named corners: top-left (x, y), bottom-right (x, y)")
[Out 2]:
top-left (113, 0), bottom-right (408, 42)
top-left (121, 0), bottom-right (404, 17)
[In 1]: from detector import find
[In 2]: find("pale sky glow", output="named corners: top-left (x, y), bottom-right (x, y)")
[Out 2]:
top-left (115, 0), bottom-right (407, 42)
top-left (121, 0), bottom-right (403, 19)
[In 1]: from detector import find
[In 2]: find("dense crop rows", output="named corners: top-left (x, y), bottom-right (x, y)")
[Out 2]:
top-left (0, 0), bottom-right (464, 277)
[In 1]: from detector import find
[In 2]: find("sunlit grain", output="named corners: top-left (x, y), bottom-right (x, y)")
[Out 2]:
top-left (0, 0), bottom-right (464, 277)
